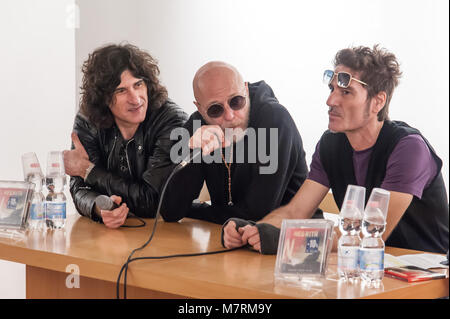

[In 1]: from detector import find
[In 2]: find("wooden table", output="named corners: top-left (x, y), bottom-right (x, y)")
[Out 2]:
top-left (0, 212), bottom-right (448, 299)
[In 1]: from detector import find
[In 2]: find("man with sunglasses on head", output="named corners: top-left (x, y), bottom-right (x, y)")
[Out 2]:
top-left (223, 45), bottom-right (448, 255)
top-left (160, 61), bottom-right (309, 224)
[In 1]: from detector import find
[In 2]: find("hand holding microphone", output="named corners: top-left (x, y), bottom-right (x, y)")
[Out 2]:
top-left (95, 195), bottom-right (129, 229)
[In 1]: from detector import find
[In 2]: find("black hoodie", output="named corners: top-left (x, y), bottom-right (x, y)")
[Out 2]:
top-left (160, 81), bottom-right (308, 224)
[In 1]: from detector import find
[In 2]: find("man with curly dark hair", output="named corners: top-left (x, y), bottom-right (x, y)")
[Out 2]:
top-left (63, 43), bottom-right (187, 228)
top-left (223, 45), bottom-right (449, 255)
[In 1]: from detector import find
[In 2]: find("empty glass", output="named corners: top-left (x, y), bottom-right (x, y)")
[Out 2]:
top-left (21, 152), bottom-right (44, 182)
top-left (363, 188), bottom-right (390, 229)
top-left (46, 151), bottom-right (65, 178)
top-left (340, 185), bottom-right (365, 220)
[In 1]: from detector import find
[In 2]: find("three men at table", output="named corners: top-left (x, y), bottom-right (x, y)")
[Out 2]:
top-left (223, 45), bottom-right (449, 254)
top-left (64, 43), bottom-right (448, 255)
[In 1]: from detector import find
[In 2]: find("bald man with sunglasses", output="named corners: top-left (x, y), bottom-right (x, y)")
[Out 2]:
top-left (223, 46), bottom-right (448, 255)
top-left (160, 61), bottom-right (309, 225)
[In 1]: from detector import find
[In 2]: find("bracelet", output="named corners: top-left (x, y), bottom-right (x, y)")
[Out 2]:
top-left (84, 162), bottom-right (95, 181)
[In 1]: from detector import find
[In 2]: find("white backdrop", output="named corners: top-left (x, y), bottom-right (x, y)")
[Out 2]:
top-left (0, 0), bottom-right (75, 299)
top-left (0, 0), bottom-right (448, 299)
top-left (76, 0), bottom-right (449, 193)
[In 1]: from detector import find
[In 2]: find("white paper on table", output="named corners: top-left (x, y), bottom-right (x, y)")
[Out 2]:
top-left (385, 253), bottom-right (448, 269)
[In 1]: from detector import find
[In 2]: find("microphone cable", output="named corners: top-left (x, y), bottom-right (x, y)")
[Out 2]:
top-left (121, 212), bottom-right (146, 228)
top-left (116, 150), bottom-right (241, 299)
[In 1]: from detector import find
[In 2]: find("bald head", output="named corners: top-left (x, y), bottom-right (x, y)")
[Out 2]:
top-left (193, 61), bottom-right (245, 103)
top-left (192, 61), bottom-right (250, 130)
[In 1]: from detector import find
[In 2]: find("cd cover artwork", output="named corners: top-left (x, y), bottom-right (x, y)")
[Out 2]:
top-left (0, 181), bottom-right (34, 230)
top-left (280, 227), bottom-right (326, 274)
top-left (275, 219), bottom-right (334, 281)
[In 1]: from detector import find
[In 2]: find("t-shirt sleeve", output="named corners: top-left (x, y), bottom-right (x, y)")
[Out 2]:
top-left (307, 141), bottom-right (331, 188)
top-left (381, 134), bottom-right (437, 199)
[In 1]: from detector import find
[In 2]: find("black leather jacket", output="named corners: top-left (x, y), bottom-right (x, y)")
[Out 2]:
top-left (69, 100), bottom-right (187, 221)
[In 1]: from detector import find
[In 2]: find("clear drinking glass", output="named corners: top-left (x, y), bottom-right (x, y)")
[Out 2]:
top-left (340, 184), bottom-right (365, 225)
top-left (21, 152), bottom-right (44, 182)
top-left (46, 151), bottom-right (65, 179)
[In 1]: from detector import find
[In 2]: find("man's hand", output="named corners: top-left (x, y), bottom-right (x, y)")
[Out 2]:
top-left (96, 195), bottom-right (129, 229)
top-left (189, 125), bottom-right (231, 155)
top-left (222, 221), bottom-right (246, 248)
top-left (240, 225), bottom-right (261, 253)
top-left (223, 221), bottom-right (262, 252)
top-left (63, 132), bottom-right (91, 178)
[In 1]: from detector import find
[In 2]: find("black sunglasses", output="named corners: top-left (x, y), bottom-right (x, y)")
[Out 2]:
top-left (206, 95), bottom-right (247, 118)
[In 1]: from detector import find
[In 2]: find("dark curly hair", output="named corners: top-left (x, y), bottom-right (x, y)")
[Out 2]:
top-left (334, 45), bottom-right (402, 121)
top-left (79, 43), bottom-right (168, 128)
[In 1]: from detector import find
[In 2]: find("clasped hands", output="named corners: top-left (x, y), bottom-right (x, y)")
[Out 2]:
top-left (222, 220), bottom-right (262, 252)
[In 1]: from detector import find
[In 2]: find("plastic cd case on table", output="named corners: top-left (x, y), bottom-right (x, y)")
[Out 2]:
top-left (0, 180), bottom-right (34, 231)
top-left (274, 219), bottom-right (335, 284)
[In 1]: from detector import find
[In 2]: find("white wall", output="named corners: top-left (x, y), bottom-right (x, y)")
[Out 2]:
top-left (1, 0), bottom-right (448, 299)
top-left (76, 0), bottom-right (449, 194)
top-left (0, 0), bottom-right (75, 299)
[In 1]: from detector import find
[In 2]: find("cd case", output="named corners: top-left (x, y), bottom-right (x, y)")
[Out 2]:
top-left (274, 219), bottom-right (335, 283)
top-left (0, 180), bottom-right (34, 230)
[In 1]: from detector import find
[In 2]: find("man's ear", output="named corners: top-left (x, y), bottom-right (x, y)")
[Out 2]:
top-left (373, 91), bottom-right (387, 113)
top-left (193, 101), bottom-right (200, 109)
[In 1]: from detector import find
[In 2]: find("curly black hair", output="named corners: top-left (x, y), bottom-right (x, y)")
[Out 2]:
top-left (79, 43), bottom-right (168, 128)
top-left (334, 45), bottom-right (402, 121)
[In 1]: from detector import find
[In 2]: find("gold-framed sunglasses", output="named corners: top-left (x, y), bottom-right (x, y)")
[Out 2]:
top-left (323, 70), bottom-right (368, 88)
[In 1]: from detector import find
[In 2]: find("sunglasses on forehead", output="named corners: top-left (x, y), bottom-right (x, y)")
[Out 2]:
top-left (323, 70), bottom-right (368, 88)
top-left (206, 95), bottom-right (247, 118)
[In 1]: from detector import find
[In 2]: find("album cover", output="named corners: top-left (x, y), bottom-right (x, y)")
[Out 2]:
top-left (275, 219), bottom-right (334, 281)
top-left (0, 180), bottom-right (34, 230)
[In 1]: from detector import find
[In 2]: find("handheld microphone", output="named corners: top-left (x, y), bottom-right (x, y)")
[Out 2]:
top-left (95, 194), bottom-right (145, 229)
top-left (95, 195), bottom-right (119, 211)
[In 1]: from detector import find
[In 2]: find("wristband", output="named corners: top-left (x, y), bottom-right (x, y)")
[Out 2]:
top-left (255, 223), bottom-right (281, 255)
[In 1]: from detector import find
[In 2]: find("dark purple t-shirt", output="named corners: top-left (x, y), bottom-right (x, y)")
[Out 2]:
top-left (308, 134), bottom-right (437, 199)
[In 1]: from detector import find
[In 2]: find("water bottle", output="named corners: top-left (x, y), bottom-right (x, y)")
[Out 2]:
top-left (27, 174), bottom-right (46, 230)
top-left (337, 185), bottom-right (365, 281)
top-left (45, 152), bottom-right (67, 229)
top-left (45, 174), bottom-right (67, 229)
top-left (21, 152), bottom-right (45, 231)
top-left (359, 188), bottom-right (390, 287)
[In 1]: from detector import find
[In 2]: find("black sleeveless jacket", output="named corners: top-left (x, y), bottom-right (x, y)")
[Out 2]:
top-left (319, 120), bottom-right (449, 253)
